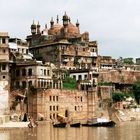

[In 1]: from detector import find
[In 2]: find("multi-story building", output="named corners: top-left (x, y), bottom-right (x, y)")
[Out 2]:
top-left (28, 89), bottom-right (89, 121)
top-left (136, 58), bottom-right (140, 65)
top-left (25, 13), bottom-right (99, 119)
top-left (0, 32), bottom-right (10, 88)
top-left (27, 13), bottom-right (98, 69)
top-left (98, 56), bottom-right (116, 70)
top-left (26, 13), bottom-right (99, 90)
top-left (0, 32), bottom-right (10, 114)
top-left (9, 38), bottom-right (29, 54)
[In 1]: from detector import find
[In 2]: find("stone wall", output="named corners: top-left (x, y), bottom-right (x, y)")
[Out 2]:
top-left (99, 70), bottom-right (140, 84)
top-left (28, 89), bottom-right (98, 122)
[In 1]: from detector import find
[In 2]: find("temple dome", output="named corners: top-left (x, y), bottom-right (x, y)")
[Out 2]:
top-left (67, 23), bottom-right (79, 34)
top-left (48, 23), bottom-right (63, 35)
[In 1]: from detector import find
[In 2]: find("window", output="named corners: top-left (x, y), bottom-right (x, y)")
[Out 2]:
top-left (3, 76), bottom-right (5, 79)
top-left (22, 69), bottom-right (26, 76)
top-left (65, 110), bottom-right (68, 117)
top-left (73, 75), bottom-right (76, 80)
top-left (56, 96), bottom-right (58, 101)
top-left (47, 82), bottom-right (49, 88)
top-left (26, 49), bottom-right (28, 54)
top-left (47, 70), bottom-right (50, 76)
top-left (2, 38), bottom-right (6, 44)
top-left (53, 96), bottom-right (55, 101)
top-left (3, 49), bottom-right (6, 53)
top-left (84, 74), bottom-right (87, 80)
top-left (50, 96), bottom-right (52, 101)
top-left (40, 69), bottom-right (43, 75)
top-left (44, 81), bottom-right (46, 87)
top-left (56, 106), bottom-right (58, 111)
top-left (44, 70), bottom-right (46, 75)
top-left (28, 69), bottom-right (32, 76)
top-left (16, 69), bottom-right (20, 77)
top-left (28, 81), bottom-right (32, 87)
top-left (89, 74), bottom-right (91, 80)
top-left (41, 81), bottom-right (43, 87)
top-left (81, 97), bottom-right (83, 102)
top-left (75, 106), bottom-right (77, 111)
top-left (78, 75), bottom-right (82, 81)
top-left (50, 106), bottom-right (52, 111)
top-left (2, 64), bottom-right (6, 70)
top-left (22, 49), bottom-right (24, 53)
top-left (16, 81), bottom-right (20, 88)
top-left (38, 81), bottom-right (40, 88)
top-left (53, 82), bottom-right (55, 89)
top-left (50, 114), bottom-right (52, 119)
top-left (50, 82), bottom-right (52, 88)
top-left (22, 81), bottom-right (26, 88)
top-left (53, 106), bottom-right (55, 111)
top-left (53, 113), bottom-right (55, 119)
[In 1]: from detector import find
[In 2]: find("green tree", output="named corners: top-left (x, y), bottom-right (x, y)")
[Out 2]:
top-left (63, 76), bottom-right (77, 90)
top-left (133, 79), bottom-right (140, 104)
top-left (123, 58), bottom-right (134, 65)
top-left (112, 92), bottom-right (125, 102)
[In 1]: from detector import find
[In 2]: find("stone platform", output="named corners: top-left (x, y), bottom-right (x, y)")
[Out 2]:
top-left (0, 121), bottom-right (28, 128)
top-left (0, 115), bottom-right (10, 125)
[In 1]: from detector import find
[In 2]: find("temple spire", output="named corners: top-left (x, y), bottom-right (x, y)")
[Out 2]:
top-left (56, 15), bottom-right (59, 23)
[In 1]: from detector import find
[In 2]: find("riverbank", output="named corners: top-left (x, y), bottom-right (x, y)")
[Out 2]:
top-left (0, 121), bottom-right (29, 129)
top-left (111, 108), bottom-right (140, 122)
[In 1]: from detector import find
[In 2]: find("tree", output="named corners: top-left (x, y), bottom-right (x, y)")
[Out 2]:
top-left (63, 76), bottom-right (77, 90)
top-left (123, 58), bottom-right (134, 65)
top-left (112, 92), bottom-right (125, 102)
top-left (133, 79), bottom-right (140, 104)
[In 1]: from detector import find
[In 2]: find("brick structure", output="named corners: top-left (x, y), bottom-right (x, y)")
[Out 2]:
top-left (99, 69), bottom-right (140, 92)
top-left (28, 89), bottom-right (98, 122)
top-left (26, 13), bottom-right (98, 73)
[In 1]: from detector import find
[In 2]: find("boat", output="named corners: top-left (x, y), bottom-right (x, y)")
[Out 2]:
top-left (53, 122), bottom-right (67, 128)
top-left (53, 113), bottom-right (67, 128)
top-left (82, 118), bottom-right (116, 127)
top-left (88, 120), bottom-right (116, 127)
top-left (70, 122), bottom-right (81, 127)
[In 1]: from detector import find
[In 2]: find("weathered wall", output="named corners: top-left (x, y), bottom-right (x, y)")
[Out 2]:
top-left (99, 70), bottom-right (140, 84)
top-left (28, 89), bottom-right (98, 122)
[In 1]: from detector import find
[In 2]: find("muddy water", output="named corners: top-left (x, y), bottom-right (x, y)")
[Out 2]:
top-left (0, 121), bottom-right (140, 140)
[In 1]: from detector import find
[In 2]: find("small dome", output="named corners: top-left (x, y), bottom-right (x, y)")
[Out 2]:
top-left (48, 23), bottom-right (63, 35)
top-left (67, 23), bottom-right (79, 34)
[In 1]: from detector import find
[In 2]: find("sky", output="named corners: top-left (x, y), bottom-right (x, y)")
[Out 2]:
top-left (0, 0), bottom-right (140, 59)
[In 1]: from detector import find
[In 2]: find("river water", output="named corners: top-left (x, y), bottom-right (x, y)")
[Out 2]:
top-left (0, 121), bottom-right (140, 140)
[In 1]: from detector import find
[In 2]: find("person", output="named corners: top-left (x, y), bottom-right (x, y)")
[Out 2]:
top-left (28, 116), bottom-right (38, 128)
top-left (22, 113), bottom-right (28, 122)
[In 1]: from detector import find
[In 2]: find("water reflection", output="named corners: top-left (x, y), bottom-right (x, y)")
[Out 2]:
top-left (0, 121), bottom-right (140, 140)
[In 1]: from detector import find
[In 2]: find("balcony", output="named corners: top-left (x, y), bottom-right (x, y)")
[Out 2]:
top-left (90, 52), bottom-right (97, 57)
top-left (63, 58), bottom-right (69, 62)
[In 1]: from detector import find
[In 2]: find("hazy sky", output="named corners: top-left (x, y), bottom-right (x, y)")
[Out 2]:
top-left (0, 0), bottom-right (140, 59)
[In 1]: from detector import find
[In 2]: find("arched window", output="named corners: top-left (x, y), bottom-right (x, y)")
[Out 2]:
top-left (28, 68), bottom-right (32, 76)
top-left (22, 69), bottom-right (26, 76)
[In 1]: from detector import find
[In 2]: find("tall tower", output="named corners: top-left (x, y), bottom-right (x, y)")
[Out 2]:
top-left (56, 15), bottom-right (59, 23)
top-left (31, 20), bottom-right (36, 35)
top-left (62, 12), bottom-right (69, 38)
top-left (50, 17), bottom-right (54, 29)
top-left (76, 20), bottom-right (80, 34)
top-left (37, 21), bottom-right (41, 34)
